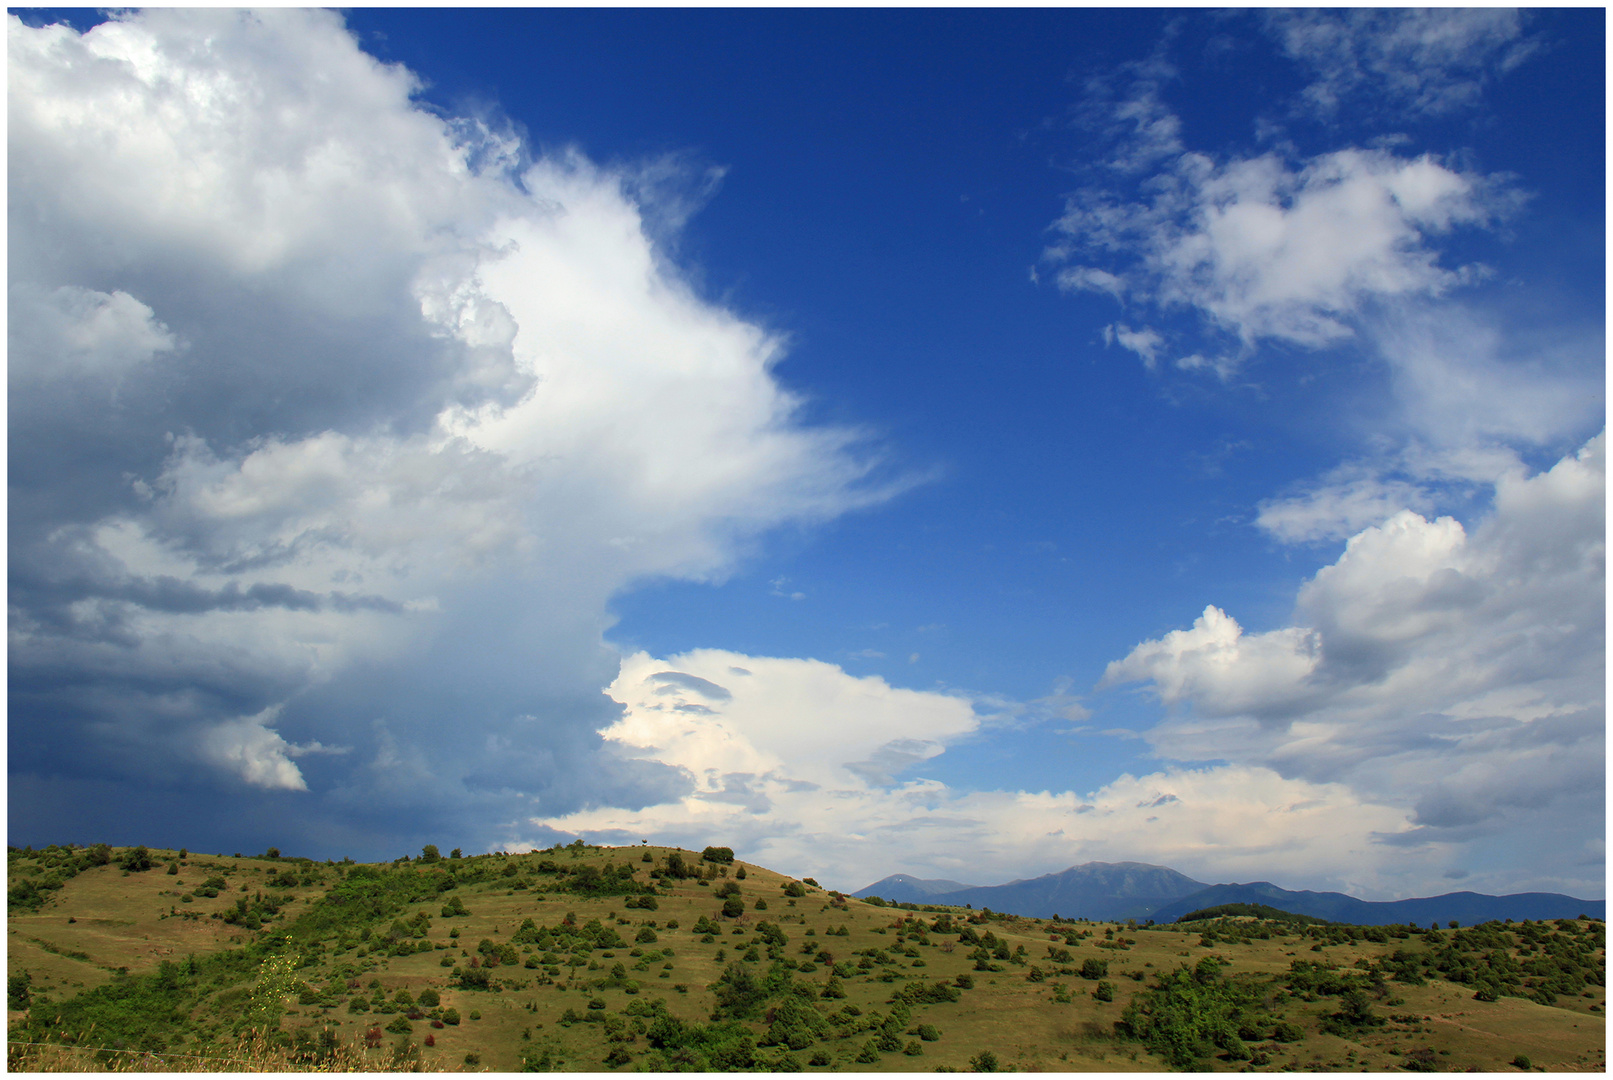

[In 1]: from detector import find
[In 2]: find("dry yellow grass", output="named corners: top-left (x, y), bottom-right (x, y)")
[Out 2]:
top-left (8, 1031), bottom-right (420, 1072)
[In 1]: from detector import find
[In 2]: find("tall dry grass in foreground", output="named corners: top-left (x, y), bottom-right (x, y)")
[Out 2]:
top-left (7, 1032), bottom-right (448, 1073)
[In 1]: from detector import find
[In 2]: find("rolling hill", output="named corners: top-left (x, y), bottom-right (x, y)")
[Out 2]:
top-left (7, 842), bottom-right (1606, 1073)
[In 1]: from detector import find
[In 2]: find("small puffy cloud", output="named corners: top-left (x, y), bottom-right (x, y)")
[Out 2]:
top-left (199, 709), bottom-right (329, 791)
top-left (602, 650), bottom-right (979, 791)
top-left (1103, 606), bottom-right (1321, 722)
top-left (1059, 267), bottom-right (1126, 300)
top-left (1102, 324), bottom-right (1164, 370)
top-left (1266, 9), bottom-right (1536, 119)
top-left (1106, 434), bottom-right (1605, 897)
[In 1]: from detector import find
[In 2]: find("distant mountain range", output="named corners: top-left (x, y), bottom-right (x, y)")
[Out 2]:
top-left (854, 862), bottom-right (1208, 922)
top-left (853, 862), bottom-right (1605, 927)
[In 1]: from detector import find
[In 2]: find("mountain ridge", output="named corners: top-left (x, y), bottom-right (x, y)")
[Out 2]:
top-left (854, 862), bottom-right (1605, 926)
top-left (854, 861), bottom-right (1208, 922)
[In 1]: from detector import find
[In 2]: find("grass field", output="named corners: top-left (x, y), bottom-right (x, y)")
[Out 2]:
top-left (8, 843), bottom-right (1606, 1071)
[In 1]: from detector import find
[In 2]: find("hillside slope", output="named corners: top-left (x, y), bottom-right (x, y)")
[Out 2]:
top-left (7, 842), bottom-right (1606, 1073)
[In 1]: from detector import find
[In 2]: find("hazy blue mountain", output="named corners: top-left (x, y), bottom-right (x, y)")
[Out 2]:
top-left (1152, 882), bottom-right (1607, 927)
top-left (852, 874), bottom-right (975, 904)
top-left (856, 861), bottom-right (1208, 921)
top-left (855, 863), bottom-right (1605, 926)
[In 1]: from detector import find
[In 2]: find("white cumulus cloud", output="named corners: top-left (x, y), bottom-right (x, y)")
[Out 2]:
top-left (1106, 434), bottom-right (1605, 898)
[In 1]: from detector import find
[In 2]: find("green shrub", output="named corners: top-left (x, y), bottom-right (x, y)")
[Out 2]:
top-left (1271, 1021), bottom-right (1303, 1043)
top-left (119, 846), bottom-right (154, 872)
top-left (9, 972), bottom-right (32, 1011)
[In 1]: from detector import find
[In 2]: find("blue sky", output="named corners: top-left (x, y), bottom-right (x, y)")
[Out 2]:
top-left (8, 9), bottom-right (1604, 901)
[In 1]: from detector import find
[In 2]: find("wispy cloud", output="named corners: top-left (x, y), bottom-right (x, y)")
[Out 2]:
top-left (1266, 9), bottom-right (1538, 120)
top-left (1053, 145), bottom-right (1507, 357)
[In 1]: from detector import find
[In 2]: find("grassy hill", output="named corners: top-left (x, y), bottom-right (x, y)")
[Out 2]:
top-left (7, 842), bottom-right (1606, 1072)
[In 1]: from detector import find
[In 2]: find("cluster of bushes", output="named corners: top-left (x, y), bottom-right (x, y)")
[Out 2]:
top-left (1357, 918), bottom-right (1606, 1004)
top-left (1116, 957), bottom-right (1270, 1068)
top-left (6, 843), bottom-right (134, 911)
top-left (221, 892), bottom-right (290, 929)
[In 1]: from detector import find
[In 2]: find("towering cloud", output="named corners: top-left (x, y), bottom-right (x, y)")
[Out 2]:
top-left (8, 10), bottom-right (891, 855)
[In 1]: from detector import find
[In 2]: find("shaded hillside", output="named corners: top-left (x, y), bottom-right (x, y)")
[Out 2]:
top-left (1151, 882), bottom-right (1607, 927)
top-left (858, 862), bottom-right (1208, 921)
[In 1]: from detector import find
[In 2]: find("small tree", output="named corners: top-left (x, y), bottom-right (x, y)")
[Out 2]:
top-left (119, 845), bottom-right (154, 872)
top-left (421, 845), bottom-right (441, 863)
top-left (8, 971), bottom-right (32, 1011)
top-left (702, 846), bottom-right (735, 864)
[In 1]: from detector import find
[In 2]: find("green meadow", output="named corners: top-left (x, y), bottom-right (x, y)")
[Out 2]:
top-left (7, 843), bottom-right (1605, 1072)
